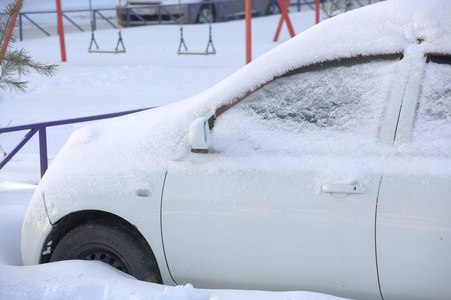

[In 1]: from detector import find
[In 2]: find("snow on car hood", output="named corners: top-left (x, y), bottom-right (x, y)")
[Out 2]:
top-left (31, 0), bottom-right (451, 216)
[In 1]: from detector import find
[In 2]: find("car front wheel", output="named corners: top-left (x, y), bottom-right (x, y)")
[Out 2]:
top-left (50, 220), bottom-right (162, 283)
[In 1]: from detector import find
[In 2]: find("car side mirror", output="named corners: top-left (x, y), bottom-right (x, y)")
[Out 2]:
top-left (189, 117), bottom-right (211, 153)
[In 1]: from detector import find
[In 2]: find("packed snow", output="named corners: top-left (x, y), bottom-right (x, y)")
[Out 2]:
top-left (1, 0), bottom-right (450, 299)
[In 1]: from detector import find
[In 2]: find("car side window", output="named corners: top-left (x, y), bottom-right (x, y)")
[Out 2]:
top-left (211, 57), bottom-right (399, 155)
top-left (409, 57), bottom-right (451, 157)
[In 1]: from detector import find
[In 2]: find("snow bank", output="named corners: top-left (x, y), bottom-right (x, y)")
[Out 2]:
top-left (0, 261), bottom-right (348, 300)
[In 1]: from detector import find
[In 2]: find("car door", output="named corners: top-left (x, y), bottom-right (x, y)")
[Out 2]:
top-left (377, 55), bottom-right (451, 300)
top-left (162, 55), bottom-right (402, 299)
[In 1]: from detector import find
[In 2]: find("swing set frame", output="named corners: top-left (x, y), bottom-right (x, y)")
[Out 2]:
top-left (177, 0), bottom-right (216, 55)
top-left (88, 0), bottom-right (126, 54)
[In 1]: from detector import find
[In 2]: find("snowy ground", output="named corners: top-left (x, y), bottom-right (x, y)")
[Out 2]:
top-left (0, 0), bottom-right (349, 298)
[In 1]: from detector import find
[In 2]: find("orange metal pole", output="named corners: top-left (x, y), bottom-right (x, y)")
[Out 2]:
top-left (245, 0), bottom-right (251, 64)
top-left (0, 0), bottom-right (22, 65)
top-left (55, 0), bottom-right (67, 62)
top-left (315, 0), bottom-right (320, 24)
top-left (273, 0), bottom-right (295, 42)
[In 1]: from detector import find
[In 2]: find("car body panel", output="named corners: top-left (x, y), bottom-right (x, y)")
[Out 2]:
top-left (159, 53), bottom-right (405, 299)
top-left (377, 176), bottom-right (451, 300)
top-left (377, 55), bottom-right (451, 299)
top-left (21, 191), bottom-right (53, 266)
top-left (22, 170), bottom-right (175, 284)
top-left (162, 157), bottom-right (382, 299)
top-left (46, 178), bottom-right (173, 284)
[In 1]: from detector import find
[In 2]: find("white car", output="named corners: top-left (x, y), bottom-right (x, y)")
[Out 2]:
top-left (22, 0), bottom-right (451, 299)
top-left (117, 0), bottom-right (278, 25)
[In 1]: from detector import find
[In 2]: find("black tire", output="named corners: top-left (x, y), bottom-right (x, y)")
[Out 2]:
top-left (50, 220), bottom-right (162, 283)
top-left (197, 3), bottom-right (216, 24)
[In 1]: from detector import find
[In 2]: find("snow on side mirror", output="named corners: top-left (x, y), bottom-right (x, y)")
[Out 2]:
top-left (189, 117), bottom-right (211, 153)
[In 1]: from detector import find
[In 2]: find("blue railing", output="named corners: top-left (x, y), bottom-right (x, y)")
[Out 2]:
top-left (0, 108), bottom-right (153, 178)
top-left (17, 7), bottom-right (119, 41)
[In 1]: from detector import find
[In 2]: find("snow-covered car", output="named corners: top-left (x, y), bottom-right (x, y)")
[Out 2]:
top-left (22, 0), bottom-right (451, 299)
top-left (117, 0), bottom-right (278, 25)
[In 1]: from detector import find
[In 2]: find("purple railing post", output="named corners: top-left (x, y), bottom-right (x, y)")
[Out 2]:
top-left (38, 127), bottom-right (48, 178)
top-left (126, 8), bottom-right (130, 27)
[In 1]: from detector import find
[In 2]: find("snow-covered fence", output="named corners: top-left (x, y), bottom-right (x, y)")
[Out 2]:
top-left (0, 108), bottom-right (153, 178)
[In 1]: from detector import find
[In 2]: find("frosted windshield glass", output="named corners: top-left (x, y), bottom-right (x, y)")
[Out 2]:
top-left (212, 58), bottom-right (398, 155)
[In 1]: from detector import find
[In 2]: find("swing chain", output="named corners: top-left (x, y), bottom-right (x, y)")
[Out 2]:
top-left (89, 31), bottom-right (99, 51)
top-left (178, 27), bottom-right (188, 52)
top-left (88, 0), bottom-right (126, 53)
top-left (205, 0), bottom-right (216, 53)
top-left (177, 0), bottom-right (216, 55)
top-left (116, 31), bottom-right (126, 52)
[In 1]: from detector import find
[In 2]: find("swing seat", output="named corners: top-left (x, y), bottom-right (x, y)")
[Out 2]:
top-left (88, 49), bottom-right (126, 54)
top-left (177, 51), bottom-right (216, 56)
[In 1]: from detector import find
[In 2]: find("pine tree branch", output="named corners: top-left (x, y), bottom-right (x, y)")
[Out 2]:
top-left (2, 49), bottom-right (58, 78)
top-left (0, 0), bottom-right (57, 100)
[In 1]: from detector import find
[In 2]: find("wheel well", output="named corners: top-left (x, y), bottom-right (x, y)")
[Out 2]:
top-left (41, 210), bottom-right (153, 265)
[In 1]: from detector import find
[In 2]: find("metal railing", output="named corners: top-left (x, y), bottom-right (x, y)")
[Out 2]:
top-left (17, 7), bottom-right (119, 41)
top-left (0, 108), bottom-right (153, 178)
top-left (16, 0), bottom-right (380, 40)
top-left (17, 0), bottom-right (274, 40)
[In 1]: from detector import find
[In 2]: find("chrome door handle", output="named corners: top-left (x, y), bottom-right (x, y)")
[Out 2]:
top-left (322, 183), bottom-right (366, 194)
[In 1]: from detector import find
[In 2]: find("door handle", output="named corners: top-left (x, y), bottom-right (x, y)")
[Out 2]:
top-left (322, 183), bottom-right (366, 194)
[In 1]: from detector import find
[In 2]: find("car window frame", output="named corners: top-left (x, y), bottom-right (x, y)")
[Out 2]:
top-left (211, 53), bottom-right (403, 129)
